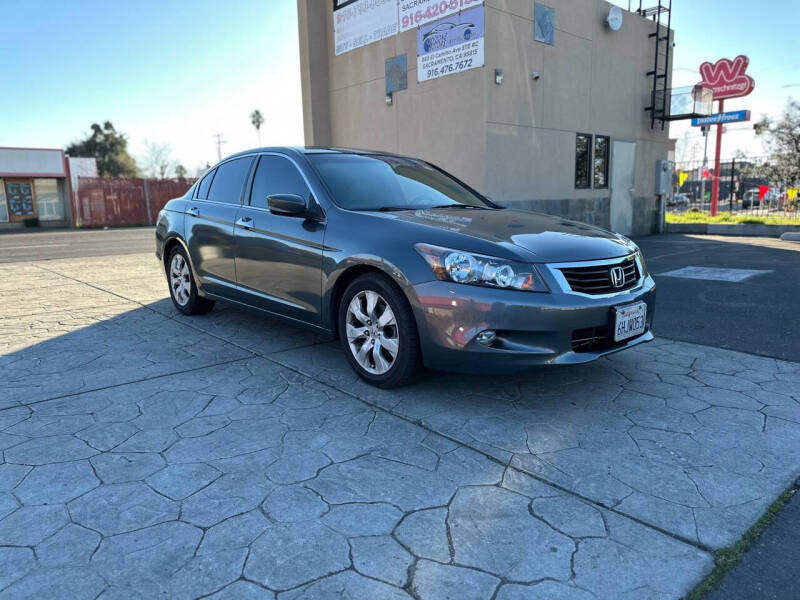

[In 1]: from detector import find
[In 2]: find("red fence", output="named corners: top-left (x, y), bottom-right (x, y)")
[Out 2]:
top-left (75, 177), bottom-right (195, 227)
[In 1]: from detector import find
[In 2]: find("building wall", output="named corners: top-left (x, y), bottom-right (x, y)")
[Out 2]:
top-left (0, 147), bottom-right (73, 229)
top-left (298, 0), bottom-right (672, 235)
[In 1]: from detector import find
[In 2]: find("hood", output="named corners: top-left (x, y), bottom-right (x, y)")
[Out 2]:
top-left (370, 207), bottom-right (635, 263)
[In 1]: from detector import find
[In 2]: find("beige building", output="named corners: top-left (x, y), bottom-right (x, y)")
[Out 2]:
top-left (298, 0), bottom-right (676, 235)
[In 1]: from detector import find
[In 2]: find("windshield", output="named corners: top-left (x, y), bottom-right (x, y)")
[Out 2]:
top-left (307, 153), bottom-right (494, 211)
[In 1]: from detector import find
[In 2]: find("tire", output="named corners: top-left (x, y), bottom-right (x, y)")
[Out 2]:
top-left (167, 245), bottom-right (215, 315)
top-left (338, 273), bottom-right (423, 388)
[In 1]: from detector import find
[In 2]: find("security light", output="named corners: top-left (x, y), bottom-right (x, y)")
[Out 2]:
top-left (494, 69), bottom-right (503, 85)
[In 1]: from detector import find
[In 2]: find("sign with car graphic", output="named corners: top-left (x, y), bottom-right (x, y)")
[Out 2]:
top-left (400, 0), bottom-right (483, 32)
top-left (333, 0), bottom-right (398, 56)
top-left (417, 5), bottom-right (484, 82)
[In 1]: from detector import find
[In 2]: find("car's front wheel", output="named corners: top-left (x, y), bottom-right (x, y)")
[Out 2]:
top-left (167, 245), bottom-right (215, 315)
top-left (338, 273), bottom-right (422, 388)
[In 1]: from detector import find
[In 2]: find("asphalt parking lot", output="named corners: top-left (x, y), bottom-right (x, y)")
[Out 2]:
top-left (1, 230), bottom-right (799, 598)
top-left (635, 234), bottom-right (800, 362)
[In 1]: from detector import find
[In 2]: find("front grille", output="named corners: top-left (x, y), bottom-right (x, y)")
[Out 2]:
top-left (559, 255), bottom-right (640, 295)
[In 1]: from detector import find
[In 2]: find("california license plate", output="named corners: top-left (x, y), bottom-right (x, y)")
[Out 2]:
top-left (613, 302), bottom-right (647, 342)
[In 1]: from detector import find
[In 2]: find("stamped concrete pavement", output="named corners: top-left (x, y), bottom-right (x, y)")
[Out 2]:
top-left (1, 253), bottom-right (799, 598)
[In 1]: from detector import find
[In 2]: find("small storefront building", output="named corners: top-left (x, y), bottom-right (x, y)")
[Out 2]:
top-left (0, 147), bottom-right (74, 229)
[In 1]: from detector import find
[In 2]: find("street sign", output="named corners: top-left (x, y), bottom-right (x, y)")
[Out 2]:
top-left (691, 110), bottom-right (751, 126)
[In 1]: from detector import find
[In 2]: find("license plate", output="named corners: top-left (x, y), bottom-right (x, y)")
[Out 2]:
top-left (613, 302), bottom-right (647, 342)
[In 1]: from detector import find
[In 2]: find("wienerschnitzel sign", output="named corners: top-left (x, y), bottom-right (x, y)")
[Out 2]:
top-left (698, 55), bottom-right (755, 100)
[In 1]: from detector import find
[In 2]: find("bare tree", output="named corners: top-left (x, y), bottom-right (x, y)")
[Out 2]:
top-left (250, 110), bottom-right (265, 145)
top-left (674, 130), bottom-right (702, 166)
top-left (175, 164), bottom-right (188, 179)
top-left (754, 99), bottom-right (800, 188)
top-left (142, 141), bottom-right (175, 179)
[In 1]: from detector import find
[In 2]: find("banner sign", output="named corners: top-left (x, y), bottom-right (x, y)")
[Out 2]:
top-left (400, 0), bottom-right (483, 32)
top-left (691, 110), bottom-right (751, 127)
top-left (698, 55), bottom-right (755, 100)
top-left (334, 0), bottom-right (398, 56)
top-left (417, 5), bottom-right (483, 82)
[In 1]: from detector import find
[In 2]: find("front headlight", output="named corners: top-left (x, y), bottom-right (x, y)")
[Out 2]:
top-left (414, 243), bottom-right (549, 292)
top-left (636, 250), bottom-right (649, 276)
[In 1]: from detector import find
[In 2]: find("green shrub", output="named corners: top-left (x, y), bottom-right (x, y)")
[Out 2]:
top-left (666, 211), bottom-right (800, 226)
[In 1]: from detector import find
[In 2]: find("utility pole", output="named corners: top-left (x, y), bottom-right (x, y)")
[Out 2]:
top-left (213, 133), bottom-right (227, 162)
top-left (710, 99), bottom-right (725, 216)
top-left (700, 125), bottom-right (710, 208)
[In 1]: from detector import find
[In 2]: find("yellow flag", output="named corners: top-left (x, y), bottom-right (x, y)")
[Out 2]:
top-left (788, 189), bottom-right (798, 201)
top-left (679, 171), bottom-right (689, 187)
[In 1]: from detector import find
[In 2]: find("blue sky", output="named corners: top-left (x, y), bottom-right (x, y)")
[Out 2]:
top-left (0, 0), bottom-right (303, 173)
top-left (1, 0), bottom-right (798, 171)
top-left (652, 0), bottom-right (800, 161)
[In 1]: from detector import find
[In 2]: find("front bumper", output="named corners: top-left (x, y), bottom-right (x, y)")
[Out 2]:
top-left (410, 272), bottom-right (656, 373)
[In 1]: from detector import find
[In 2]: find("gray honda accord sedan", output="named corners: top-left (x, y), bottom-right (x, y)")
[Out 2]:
top-left (156, 147), bottom-right (655, 387)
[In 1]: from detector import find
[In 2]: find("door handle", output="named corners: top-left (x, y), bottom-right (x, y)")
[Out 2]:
top-left (236, 216), bottom-right (254, 230)
top-left (187, 206), bottom-right (199, 217)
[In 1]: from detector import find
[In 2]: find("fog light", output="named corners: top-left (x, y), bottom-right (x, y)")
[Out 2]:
top-left (476, 330), bottom-right (496, 346)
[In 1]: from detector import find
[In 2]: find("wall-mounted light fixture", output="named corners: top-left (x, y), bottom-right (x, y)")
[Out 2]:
top-left (385, 93), bottom-right (393, 105)
top-left (531, 71), bottom-right (540, 81)
top-left (494, 68), bottom-right (503, 85)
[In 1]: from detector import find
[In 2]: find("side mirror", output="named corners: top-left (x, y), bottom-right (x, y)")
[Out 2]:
top-left (267, 194), bottom-right (307, 217)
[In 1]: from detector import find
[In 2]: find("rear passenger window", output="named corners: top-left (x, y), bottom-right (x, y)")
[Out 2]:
top-left (197, 169), bottom-right (215, 199)
top-left (249, 155), bottom-right (310, 209)
top-left (207, 157), bottom-right (253, 204)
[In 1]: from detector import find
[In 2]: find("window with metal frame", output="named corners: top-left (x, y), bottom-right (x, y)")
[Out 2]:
top-left (574, 133), bottom-right (591, 189)
top-left (593, 136), bottom-right (610, 189)
top-left (34, 179), bottom-right (64, 220)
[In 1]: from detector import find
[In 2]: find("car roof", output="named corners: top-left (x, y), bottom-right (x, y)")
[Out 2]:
top-left (224, 146), bottom-right (408, 161)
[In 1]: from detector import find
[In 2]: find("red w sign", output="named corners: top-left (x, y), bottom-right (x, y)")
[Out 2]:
top-left (698, 55), bottom-right (755, 100)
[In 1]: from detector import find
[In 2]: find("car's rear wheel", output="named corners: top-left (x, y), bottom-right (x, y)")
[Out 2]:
top-left (167, 245), bottom-right (215, 315)
top-left (338, 273), bottom-right (422, 388)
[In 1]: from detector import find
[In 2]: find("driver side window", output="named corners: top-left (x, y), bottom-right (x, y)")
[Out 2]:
top-left (249, 155), bottom-right (309, 209)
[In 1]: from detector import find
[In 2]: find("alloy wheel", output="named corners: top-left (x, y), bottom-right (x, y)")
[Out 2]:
top-left (346, 290), bottom-right (399, 375)
top-left (170, 253), bottom-right (191, 307)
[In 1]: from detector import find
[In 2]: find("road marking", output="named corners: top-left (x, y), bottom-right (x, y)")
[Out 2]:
top-left (658, 266), bottom-right (772, 282)
top-left (0, 243), bottom-right (69, 250)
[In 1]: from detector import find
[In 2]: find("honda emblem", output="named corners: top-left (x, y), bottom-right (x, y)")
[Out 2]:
top-left (610, 266), bottom-right (625, 288)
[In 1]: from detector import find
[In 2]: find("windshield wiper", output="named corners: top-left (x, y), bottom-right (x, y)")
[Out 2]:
top-left (429, 204), bottom-right (490, 210)
top-left (375, 206), bottom-right (417, 212)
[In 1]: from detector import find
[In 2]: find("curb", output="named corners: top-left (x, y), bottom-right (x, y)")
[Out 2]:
top-left (665, 223), bottom-right (800, 238)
